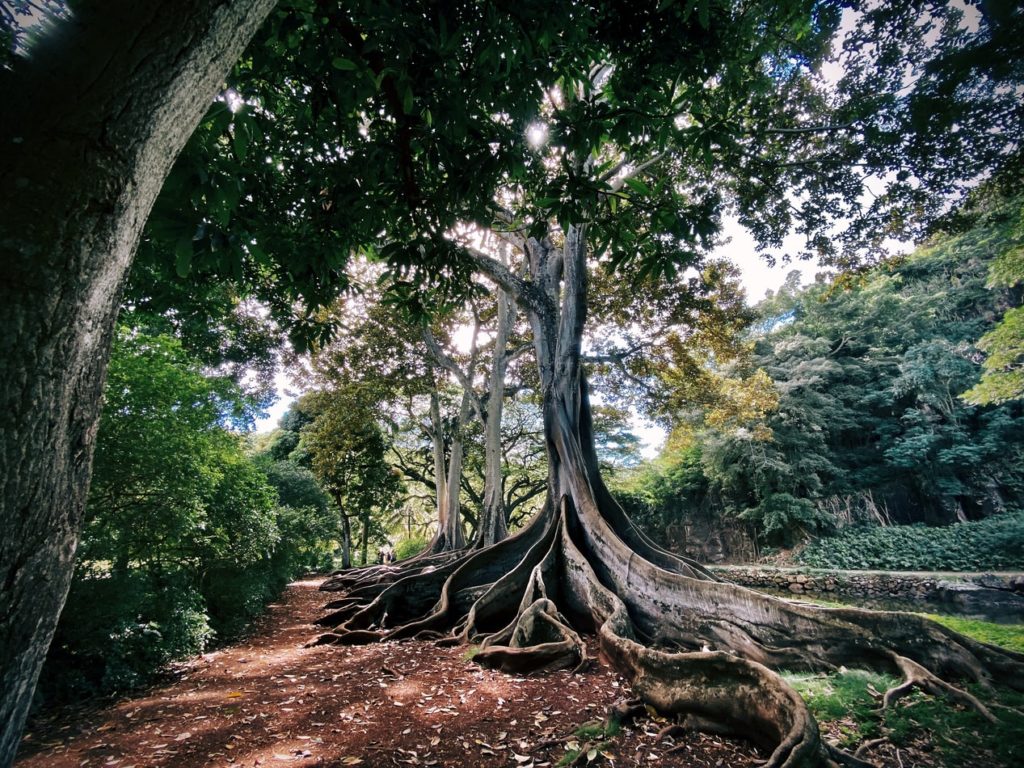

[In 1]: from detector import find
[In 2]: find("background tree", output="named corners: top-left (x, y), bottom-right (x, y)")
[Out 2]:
top-left (300, 389), bottom-right (403, 568)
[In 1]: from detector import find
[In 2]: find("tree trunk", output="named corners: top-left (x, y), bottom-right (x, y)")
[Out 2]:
top-left (442, 390), bottom-right (472, 550)
top-left (315, 221), bottom-right (1024, 766)
top-left (0, 3), bottom-right (275, 764)
top-left (427, 388), bottom-right (452, 550)
top-left (361, 515), bottom-right (370, 567)
top-left (340, 512), bottom-right (352, 570)
top-left (476, 287), bottom-right (514, 547)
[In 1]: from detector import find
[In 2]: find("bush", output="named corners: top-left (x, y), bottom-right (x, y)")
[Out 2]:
top-left (394, 534), bottom-right (429, 561)
top-left (39, 572), bottom-right (213, 702)
top-left (797, 512), bottom-right (1024, 571)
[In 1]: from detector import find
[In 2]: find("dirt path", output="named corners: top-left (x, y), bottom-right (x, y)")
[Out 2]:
top-left (17, 578), bottom-right (764, 768)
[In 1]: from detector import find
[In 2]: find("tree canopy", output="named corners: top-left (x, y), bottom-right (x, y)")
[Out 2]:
top-left (2, 2), bottom-right (1023, 766)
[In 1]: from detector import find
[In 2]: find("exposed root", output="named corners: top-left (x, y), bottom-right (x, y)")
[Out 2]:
top-left (853, 738), bottom-right (888, 759)
top-left (312, 470), bottom-right (1024, 767)
top-left (883, 652), bottom-right (998, 723)
top-left (826, 743), bottom-right (878, 768)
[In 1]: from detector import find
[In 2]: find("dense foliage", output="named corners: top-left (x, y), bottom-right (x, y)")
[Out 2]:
top-left (38, 330), bottom-right (337, 702)
top-left (621, 194), bottom-right (1024, 552)
top-left (797, 512), bottom-right (1024, 571)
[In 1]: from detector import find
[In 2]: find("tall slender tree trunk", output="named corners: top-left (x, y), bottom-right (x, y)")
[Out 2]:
top-left (442, 390), bottom-right (472, 550)
top-left (0, 3), bottom-right (275, 764)
top-left (339, 511), bottom-right (352, 570)
top-left (361, 515), bottom-right (370, 566)
top-left (476, 287), bottom-right (514, 547)
top-left (428, 389), bottom-right (451, 547)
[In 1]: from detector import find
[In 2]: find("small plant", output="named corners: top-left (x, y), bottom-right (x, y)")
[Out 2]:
top-left (555, 719), bottom-right (621, 766)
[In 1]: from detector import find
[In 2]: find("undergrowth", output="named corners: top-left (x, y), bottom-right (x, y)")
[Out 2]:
top-left (786, 670), bottom-right (1024, 767)
top-left (797, 512), bottom-right (1024, 571)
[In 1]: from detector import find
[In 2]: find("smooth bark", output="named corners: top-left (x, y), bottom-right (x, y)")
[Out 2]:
top-left (477, 287), bottom-right (515, 547)
top-left (0, 3), bottom-right (275, 762)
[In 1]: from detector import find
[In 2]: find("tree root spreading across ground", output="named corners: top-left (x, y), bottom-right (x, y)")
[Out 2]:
top-left (315, 488), bottom-right (1024, 768)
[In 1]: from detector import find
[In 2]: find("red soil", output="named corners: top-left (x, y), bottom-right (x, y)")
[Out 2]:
top-left (17, 578), bottom-right (766, 768)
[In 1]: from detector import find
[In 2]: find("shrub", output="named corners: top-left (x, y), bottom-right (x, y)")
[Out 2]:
top-left (797, 512), bottom-right (1024, 571)
top-left (39, 572), bottom-right (213, 702)
top-left (394, 534), bottom-right (429, 561)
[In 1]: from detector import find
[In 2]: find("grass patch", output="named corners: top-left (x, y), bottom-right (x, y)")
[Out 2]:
top-left (785, 669), bottom-right (894, 747)
top-left (786, 668), bottom-right (1024, 766)
top-left (922, 614), bottom-right (1024, 653)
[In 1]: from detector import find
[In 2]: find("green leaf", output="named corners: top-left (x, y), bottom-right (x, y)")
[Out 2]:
top-left (233, 129), bottom-right (248, 162)
top-left (331, 57), bottom-right (357, 71)
top-left (623, 177), bottom-right (652, 196)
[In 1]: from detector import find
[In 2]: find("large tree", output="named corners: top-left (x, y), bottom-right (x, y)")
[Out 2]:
top-left (307, 3), bottom-right (1024, 766)
top-left (0, 2), bottom-right (276, 762)
top-left (2, 2), bottom-right (1023, 767)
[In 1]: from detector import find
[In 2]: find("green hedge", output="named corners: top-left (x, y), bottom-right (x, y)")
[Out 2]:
top-left (797, 512), bottom-right (1024, 571)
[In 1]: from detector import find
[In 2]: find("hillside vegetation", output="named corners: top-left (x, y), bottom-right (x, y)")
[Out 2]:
top-left (619, 194), bottom-right (1024, 558)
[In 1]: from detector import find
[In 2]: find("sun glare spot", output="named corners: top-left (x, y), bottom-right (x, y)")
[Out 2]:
top-left (225, 89), bottom-right (244, 114)
top-left (526, 122), bottom-right (548, 149)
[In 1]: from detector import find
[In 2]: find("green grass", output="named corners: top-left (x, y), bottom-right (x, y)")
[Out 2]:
top-left (785, 668), bottom-right (1024, 766)
top-left (785, 670), bottom-right (894, 747)
top-left (922, 614), bottom-right (1024, 653)
top-left (778, 601), bottom-right (1024, 765)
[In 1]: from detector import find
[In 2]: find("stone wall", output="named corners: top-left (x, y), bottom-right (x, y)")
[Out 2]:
top-left (709, 565), bottom-right (1024, 622)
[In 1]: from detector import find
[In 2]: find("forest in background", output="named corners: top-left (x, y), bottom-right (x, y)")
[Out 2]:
top-left (37, 184), bottom-right (1023, 706)
top-left (616, 189), bottom-right (1024, 561)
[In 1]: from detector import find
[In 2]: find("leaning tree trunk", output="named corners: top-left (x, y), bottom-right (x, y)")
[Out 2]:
top-left (315, 218), bottom-right (1024, 766)
top-left (0, 3), bottom-right (276, 764)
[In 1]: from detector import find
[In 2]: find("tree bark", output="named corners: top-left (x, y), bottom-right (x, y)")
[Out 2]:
top-left (0, 3), bottom-right (275, 763)
top-left (361, 515), bottom-right (369, 567)
top-left (477, 287), bottom-right (514, 547)
top-left (427, 388), bottom-right (452, 549)
top-left (442, 389), bottom-right (472, 550)
top-left (340, 511), bottom-right (352, 570)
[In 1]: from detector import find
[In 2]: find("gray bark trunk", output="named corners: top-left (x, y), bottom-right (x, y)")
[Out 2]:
top-left (428, 389), bottom-right (451, 545)
top-left (0, 2), bottom-right (275, 763)
top-left (477, 287), bottom-right (514, 547)
top-left (442, 389), bottom-right (472, 550)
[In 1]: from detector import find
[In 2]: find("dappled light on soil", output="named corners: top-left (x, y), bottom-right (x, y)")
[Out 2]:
top-left (17, 579), bottom-right (770, 768)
